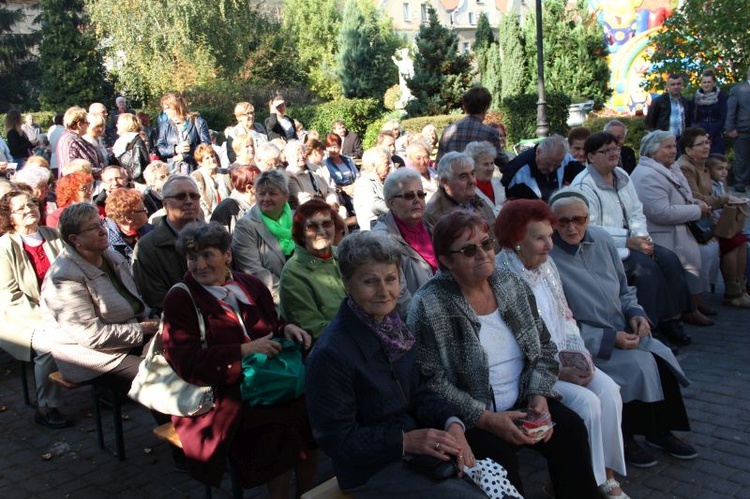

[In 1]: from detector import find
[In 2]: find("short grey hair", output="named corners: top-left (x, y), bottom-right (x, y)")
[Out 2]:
top-left (59, 202), bottom-right (99, 244)
top-left (143, 161), bottom-right (170, 186)
top-left (12, 165), bottom-right (51, 189)
top-left (256, 143), bottom-right (281, 163)
top-left (337, 231), bottom-right (402, 282)
top-left (463, 141), bottom-right (497, 163)
top-left (283, 140), bottom-right (305, 169)
top-left (361, 147), bottom-right (390, 174)
top-left (603, 120), bottom-right (627, 133)
top-left (383, 168), bottom-right (422, 202)
top-left (405, 142), bottom-right (430, 161)
top-left (639, 130), bottom-right (674, 158)
top-left (161, 174), bottom-right (198, 198)
top-left (436, 151), bottom-right (474, 181)
top-left (548, 187), bottom-right (590, 212)
top-left (255, 169), bottom-right (289, 196)
top-left (176, 221), bottom-right (232, 256)
top-left (537, 134), bottom-right (569, 157)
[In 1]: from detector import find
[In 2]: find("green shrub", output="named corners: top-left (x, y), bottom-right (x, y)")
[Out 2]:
top-left (401, 114), bottom-right (460, 134)
top-left (362, 110), bottom-right (405, 149)
top-left (292, 98), bottom-right (384, 138)
top-left (499, 92), bottom-right (572, 145)
top-left (383, 85), bottom-right (401, 111)
top-left (584, 115), bottom-right (647, 160)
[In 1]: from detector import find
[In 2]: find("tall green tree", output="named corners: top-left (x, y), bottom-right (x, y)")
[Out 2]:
top-left (523, 0), bottom-right (611, 107)
top-left (336, 0), bottom-right (401, 100)
top-left (647, 0), bottom-right (750, 87)
top-left (282, 0), bottom-right (342, 100)
top-left (405, 7), bottom-right (473, 116)
top-left (483, 45), bottom-right (503, 110)
top-left (497, 12), bottom-right (526, 100)
top-left (0, 1), bottom-right (40, 110)
top-left (39, 0), bottom-right (110, 110)
top-left (474, 13), bottom-right (494, 79)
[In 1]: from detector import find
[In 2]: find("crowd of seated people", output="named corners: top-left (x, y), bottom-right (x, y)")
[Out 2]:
top-left (3, 85), bottom-right (750, 498)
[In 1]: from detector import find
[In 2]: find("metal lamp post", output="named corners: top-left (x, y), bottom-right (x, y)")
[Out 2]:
top-left (535, 0), bottom-right (549, 137)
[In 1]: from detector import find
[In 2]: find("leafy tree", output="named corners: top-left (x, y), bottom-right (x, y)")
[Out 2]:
top-left (522, 0), bottom-right (611, 107)
top-left (405, 7), bottom-right (473, 116)
top-left (282, 0), bottom-right (342, 100)
top-left (474, 13), bottom-right (494, 79)
top-left (39, 0), bottom-right (110, 110)
top-left (0, 2), bottom-right (40, 110)
top-left (483, 44), bottom-right (503, 110)
top-left (497, 12), bottom-right (527, 100)
top-left (646, 0), bottom-right (750, 87)
top-left (336, 0), bottom-right (401, 100)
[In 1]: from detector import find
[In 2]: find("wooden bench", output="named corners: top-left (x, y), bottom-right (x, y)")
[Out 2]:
top-left (48, 371), bottom-right (127, 460)
top-left (301, 477), bottom-right (351, 499)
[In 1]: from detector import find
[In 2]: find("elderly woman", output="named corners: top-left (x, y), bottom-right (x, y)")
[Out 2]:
top-left (406, 142), bottom-right (438, 202)
top-left (226, 102), bottom-right (267, 164)
top-left (571, 132), bottom-right (704, 347)
top-left (352, 147), bottom-right (390, 231)
top-left (230, 134), bottom-right (256, 169)
top-left (630, 131), bottom-right (714, 315)
top-left (39, 203), bottom-right (159, 388)
top-left (495, 199), bottom-right (629, 498)
top-left (548, 189), bottom-right (696, 469)
top-left (694, 69), bottom-right (727, 155)
top-left (0, 190), bottom-right (69, 428)
top-left (279, 199), bottom-right (346, 340)
top-left (56, 106), bottom-right (101, 175)
top-left (104, 188), bottom-right (154, 263)
top-left (464, 140), bottom-right (505, 215)
top-left (232, 169), bottom-right (293, 304)
top-left (255, 143), bottom-right (282, 171)
top-left (407, 210), bottom-right (599, 498)
top-left (372, 168), bottom-right (436, 297)
top-left (141, 161), bottom-right (169, 217)
top-left (285, 140), bottom-right (332, 209)
top-left (678, 127), bottom-right (750, 308)
top-left (161, 221), bottom-right (315, 497)
top-left (83, 113), bottom-right (110, 169)
top-left (211, 164), bottom-right (261, 234)
top-left (191, 144), bottom-right (221, 219)
top-left (324, 133), bottom-right (358, 217)
top-left (306, 231), bottom-right (487, 498)
top-left (156, 92), bottom-right (211, 174)
top-left (12, 165), bottom-right (55, 225)
top-left (46, 171), bottom-right (94, 228)
top-left (113, 113), bottom-right (150, 183)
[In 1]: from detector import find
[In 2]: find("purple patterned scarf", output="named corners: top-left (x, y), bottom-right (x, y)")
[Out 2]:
top-left (347, 298), bottom-right (414, 362)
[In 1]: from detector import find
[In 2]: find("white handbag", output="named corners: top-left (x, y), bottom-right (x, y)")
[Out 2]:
top-left (127, 283), bottom-right (214, 417)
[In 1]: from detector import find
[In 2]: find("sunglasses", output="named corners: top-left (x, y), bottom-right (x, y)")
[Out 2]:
top-left (450, 236), bottom-right (495, 257)
top-left (392, 190), bottom-right (427, 201)
top-left (557, 216), bottom-right (588, 227)
top-left (304, 219), bottom-right (335, 232)
top-left (165, 192), bottom-right (200, 201)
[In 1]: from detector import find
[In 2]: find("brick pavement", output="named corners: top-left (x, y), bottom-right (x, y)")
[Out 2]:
top-left (1, 289), bottom-right (748, 498)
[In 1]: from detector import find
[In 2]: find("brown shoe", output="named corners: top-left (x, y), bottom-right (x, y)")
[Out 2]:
top-left (682, 311), bottom-right (715, 326)
top-left (696, 303), bottom-right (718, 316)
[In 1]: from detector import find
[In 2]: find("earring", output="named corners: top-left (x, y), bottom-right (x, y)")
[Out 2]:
top-left (514, 245), bottom-right (521, 252)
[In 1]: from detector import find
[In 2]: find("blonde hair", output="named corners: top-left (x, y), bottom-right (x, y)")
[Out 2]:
top-left (61, 158), bottom-right (93, 177)
top-left (117, 113), bottom-right (141, 133)
top-left (63, 106), bottom-right (87, 130)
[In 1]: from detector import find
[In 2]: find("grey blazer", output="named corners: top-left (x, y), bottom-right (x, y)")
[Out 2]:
top-left (39, 246), bottom-right (146, 383)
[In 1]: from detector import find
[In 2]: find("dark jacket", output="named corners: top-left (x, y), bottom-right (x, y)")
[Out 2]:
top-left (265, 113), bottom-right (298, 141)
top-left (340, 131), bottom-right (363, 159)
top-left (502, 145), bottom-right (584, 202)
top-left (619, 145), bottom-right (637, 175)
top-left (115, 134), bottom-right (150, 182)
top-left (306, 301), bottom-right (457, 490)
top-left (155, 115), bottom-right (211, 172)
top-left (645, 93), bottom-right (694, 134)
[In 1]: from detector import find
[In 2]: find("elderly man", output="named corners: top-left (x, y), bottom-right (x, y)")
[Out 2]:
top-left (333, 120), bottom-right (363, 159)
top-left (603, 119), bottom-right (637, 174)
top-left (437, 86), bottom-right (504, 164)
top-left (502, 134), bottom-right (585, 202)
top-left (423, 151), bottom-right (495, 232)
top-left (88, 102), bottom-right (116, 150)
top-left (56, 106), bottom-right (101, 176)
top-left (645, 73), bottom-right (693, 141)
top-left (94, 166), bottom-right (130, 215)
top-left (725, 67), bottom-right (750, 192)
top-left (132, 175), bottom-right (200, 314)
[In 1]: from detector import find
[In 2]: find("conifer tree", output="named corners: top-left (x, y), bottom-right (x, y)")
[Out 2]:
top-left (0, 3), bottom-right (40, 110)
top-left (474, 13), bottom-right (494, 79)
top-left (405, 7), bottom-right (473, 116)
top-left (497, 12), bottom-right (527, 100)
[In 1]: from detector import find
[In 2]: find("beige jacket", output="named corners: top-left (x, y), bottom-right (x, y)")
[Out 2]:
top-left (0, 226), bottom-right (65, 361)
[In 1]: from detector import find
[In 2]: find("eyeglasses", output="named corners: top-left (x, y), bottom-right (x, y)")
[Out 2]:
top-left (164, 192), bottom-right (200, 201)
top-left (557, 215), bottom-right (588, 227)
top-left (690, 139), bottom-right (711, 147)
top-left (11, 201), bottom-right (39, 214)
top-left (77, 219), bottom-right (107, 233)
top-left (304, 219), bottom-right (335, 232)
top-left (450, 236), bottom-right (495, 257)
top-left (595, 147), bottom-right (621, 155)
top-left (392, 190), bottom-right (427, 201)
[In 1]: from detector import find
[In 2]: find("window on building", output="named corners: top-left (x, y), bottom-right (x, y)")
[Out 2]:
top-left (421, 3), bottom-right (428, 22)
top-left (468, 12), bottom-right (476, 25)
top-left (403, 3), bottom-right (411, 22)
top-left (449, 12), bottom-right (455, 25)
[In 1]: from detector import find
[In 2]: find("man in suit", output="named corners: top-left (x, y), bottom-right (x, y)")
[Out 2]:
top-left (333, 120), bottom-right (363, 159)
top-left (645, 74), bottom-right (693, 143)
top-left (726, 67), bottom-right (750, 192)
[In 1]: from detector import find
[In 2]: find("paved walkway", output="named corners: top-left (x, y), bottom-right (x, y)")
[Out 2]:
top-left (1, 287), bottom-right (748, 498)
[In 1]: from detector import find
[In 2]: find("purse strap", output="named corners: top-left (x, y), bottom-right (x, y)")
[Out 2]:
top-left (171, 282), bottom-right (207, 348)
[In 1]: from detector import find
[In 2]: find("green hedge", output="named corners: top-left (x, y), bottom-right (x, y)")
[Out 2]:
top-left (401, 114), bottom-right (461, 134)
top-left (0, 111), bottom-right (57, 130)
top-left (584, 115), bottom-right (647, 159)
top-left (498, 92), bottom-right (572, 145)
top-left (292, 98), bottom-right (384, 138)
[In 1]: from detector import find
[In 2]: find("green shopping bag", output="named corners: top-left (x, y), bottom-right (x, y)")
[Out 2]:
top-left (240, 338), bottom-right (306, 406)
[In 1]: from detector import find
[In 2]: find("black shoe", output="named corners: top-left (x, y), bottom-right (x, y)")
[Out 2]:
top-left (652, 333), bottom-right (680, 355)
top-left (624, 439), bottom-right (658, 468)
top-left (659, 320), bottom-right (692, 346)
top-left (646, 432), bottom-right (698, 460)
top-left (34, 408), bottom-right (71, 429)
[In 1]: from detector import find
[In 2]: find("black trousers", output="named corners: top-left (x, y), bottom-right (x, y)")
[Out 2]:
top-left (465, 398), bottom-right (599, 499)
top-left (624, 244), bottom-right (693, 324)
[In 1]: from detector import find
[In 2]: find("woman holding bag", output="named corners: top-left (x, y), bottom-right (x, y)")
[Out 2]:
top-left (161, 221), bottom-right (317, 497)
